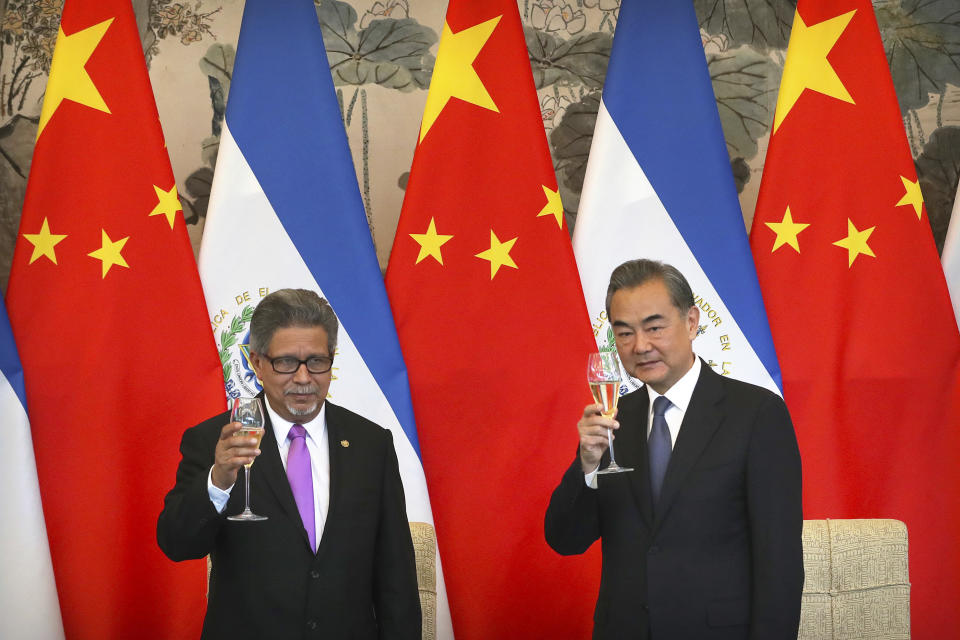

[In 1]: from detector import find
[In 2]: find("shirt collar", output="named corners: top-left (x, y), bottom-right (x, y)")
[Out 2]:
top-left (645, 355), bottom-right (701, 413)
top-left (264, 398), bottom-right (327, 444)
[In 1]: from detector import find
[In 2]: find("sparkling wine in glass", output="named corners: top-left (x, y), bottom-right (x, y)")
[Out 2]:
top-left (587, 352), bottom-right (633, 474)
top-left (227, 396), bottom-right (268, 521)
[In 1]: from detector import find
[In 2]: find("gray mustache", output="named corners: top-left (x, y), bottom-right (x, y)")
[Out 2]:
top-left (284, 385), bottom-right (319, 395)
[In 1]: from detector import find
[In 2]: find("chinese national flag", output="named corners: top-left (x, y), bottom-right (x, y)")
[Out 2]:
top-left (750, 1), bottom-right (960, 635)
top-left (384, 0), bottom-right (598, 636)
top-left (5, 1), bottom-right (224, 637)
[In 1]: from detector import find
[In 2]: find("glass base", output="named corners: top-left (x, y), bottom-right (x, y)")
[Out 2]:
top-left (228, 509), bottom-right (268, 521)
top-left (597, 462), bottom-right (633, 474)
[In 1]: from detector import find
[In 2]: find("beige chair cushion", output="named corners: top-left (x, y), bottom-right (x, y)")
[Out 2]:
top-left (800, 519), bottom-right (910, 640)
top-left (410, 521), bottom-right (437, 640)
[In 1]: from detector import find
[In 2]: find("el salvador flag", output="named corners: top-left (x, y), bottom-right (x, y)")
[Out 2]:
top-left (197, 0), bottom-right (451, 634)
top-left (573, 0), bottom-right (781, 395)
top-left (0, 299), bottom-right (64, 639)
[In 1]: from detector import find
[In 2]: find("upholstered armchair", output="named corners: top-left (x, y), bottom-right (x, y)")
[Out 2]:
top-left (799, 519), bottom-right (910, 640)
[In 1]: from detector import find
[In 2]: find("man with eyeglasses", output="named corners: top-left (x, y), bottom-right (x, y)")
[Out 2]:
top-left (157, 288), bottom-right (421, 640)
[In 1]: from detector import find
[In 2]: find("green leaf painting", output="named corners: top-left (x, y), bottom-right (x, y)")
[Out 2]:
top-left (527, 28), bottom-right (612, 90)
top-left (317, 0), bottom-right (437, 91)
top-left (695, 0), bottom-right (796, 50)
top-left (550, 91), bottom-right (601, 217)
top-left (877, 0), bottom-right (960, 113)
top-left (708, 44), bottom-right (781, 159)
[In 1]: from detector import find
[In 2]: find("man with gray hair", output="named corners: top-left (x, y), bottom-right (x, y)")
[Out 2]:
top-left (158, 288), bottom-right (421, 640)
top-left (546, 259), bottom-right (803, 639)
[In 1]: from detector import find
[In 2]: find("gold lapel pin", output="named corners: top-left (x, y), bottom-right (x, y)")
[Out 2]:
top-left (340, 440), bottom-right (350, 448)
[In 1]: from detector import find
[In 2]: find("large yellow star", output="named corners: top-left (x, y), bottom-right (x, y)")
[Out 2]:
top-left (773, 10), bottom-right (855, 133)
top-left (38, 18), bottom-right (113, 138)
top-left (536, 185), bottom-right (564, 228)
top-left (23, 218), bottom-right (68, 265)
top-left (765, 206), bottom-right (810, 253)
top-left (409, 217), bottom-right (453, 265)
top-left (895, 175), bottom-right (925, 220)
top-left (475, 230), bottom-right (517, 279)
top-left (87, 229), bottom-right (129, 278)
top-left (418, 16), bottom-right (501, 143)
top-left (149, 184), bottom-right (182, 229)
top-left (832, 218), bottom-right (876, 267)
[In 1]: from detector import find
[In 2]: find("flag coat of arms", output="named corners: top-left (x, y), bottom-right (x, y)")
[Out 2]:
top-left (198, 0), bottom-right (451, 635)
top-left (751, 1), bottom-right (960, 634)
top-left (386, 0), bottom-right (599, 636)
top-left (5, 0), bottom-right (225, 637)
top-left (573, 0), bottom-right (781, 395)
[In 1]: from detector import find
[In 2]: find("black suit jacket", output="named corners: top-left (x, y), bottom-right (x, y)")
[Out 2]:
top-left (545, 362), bottom-right (803, 640)
top-left (157, 399), bottom-right (421, 640)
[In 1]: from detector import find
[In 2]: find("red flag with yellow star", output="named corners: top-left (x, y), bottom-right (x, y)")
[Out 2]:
top-left (5, 1), bottom-right (223, 637)
top-left (384, 0), bottom-right (598, 636)
top-left (750, 1), bottom-right (960, 634)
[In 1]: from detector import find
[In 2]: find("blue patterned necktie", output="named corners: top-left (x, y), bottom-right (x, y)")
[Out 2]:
top-left (648, 396), bottom-right (673, 507)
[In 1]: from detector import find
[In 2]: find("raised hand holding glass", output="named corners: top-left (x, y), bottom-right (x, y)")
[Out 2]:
top-left (587, 352), bottom-right (633, 474)
top-left (227, 396), bottom-right (268, 521)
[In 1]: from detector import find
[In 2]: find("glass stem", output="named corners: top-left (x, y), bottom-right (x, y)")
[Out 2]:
top-left (607, 428), bottom-right (616, 465)
top-left (244, 466), bottom-right (252, 512)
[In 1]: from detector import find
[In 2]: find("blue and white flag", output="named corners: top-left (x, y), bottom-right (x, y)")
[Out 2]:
top-left (0, 299), bottom-right (64, 639)
top-left (572, 0), bottom-right (781, 394)
top-left (198, 1), bottom-right (451, 635)
top-left (942, 183), bottom-right (960, 330)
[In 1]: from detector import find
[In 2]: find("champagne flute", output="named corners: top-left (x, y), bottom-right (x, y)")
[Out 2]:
top-left (587, 352), bottom-right (633, 474)
top-left (227, 397), bottom-right (268, 521)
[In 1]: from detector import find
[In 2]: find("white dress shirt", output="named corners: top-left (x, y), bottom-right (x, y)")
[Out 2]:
top-left (585, 356), bottom-right (702, 488)
top-left (207, 400), bottom-right (331, 550)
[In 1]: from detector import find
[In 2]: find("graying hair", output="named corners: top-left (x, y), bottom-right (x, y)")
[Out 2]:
top-left (604, 259), bottom-right (695, 315)
top-left (249, 289), bottom-right (338, 355)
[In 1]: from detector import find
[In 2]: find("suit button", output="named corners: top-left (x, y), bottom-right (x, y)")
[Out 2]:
top-left (306, 620), bottom-right (318, 630)
top-left (310, 570), bottom-right (320, 579)
top-left (648, 545), bottom-right (660, 555)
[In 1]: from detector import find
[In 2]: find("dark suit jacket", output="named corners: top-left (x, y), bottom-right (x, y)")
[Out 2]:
top-left (157, 399), bottom-right (421, 640)
top-left (545, 362), bottom-right (803, 640)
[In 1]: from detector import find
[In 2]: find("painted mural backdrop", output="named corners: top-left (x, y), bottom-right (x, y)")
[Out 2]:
top-left (2, 0), bottom-right (960, 293)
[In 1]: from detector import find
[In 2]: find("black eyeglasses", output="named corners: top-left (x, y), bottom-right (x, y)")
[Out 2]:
top-left (261, 354), bottom-right (333, 374)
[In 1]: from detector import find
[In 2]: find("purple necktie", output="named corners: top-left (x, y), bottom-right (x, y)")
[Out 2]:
top-left (287, 424), bottom-right (315, 552)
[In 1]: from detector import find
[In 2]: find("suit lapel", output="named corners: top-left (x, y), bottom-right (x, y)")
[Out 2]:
top-left (615, 391), bottom-right (654, 528)
top-left (253, 399), bottom-right (314, 552)
top-left (315, 402), bottom-right (344, 562)
top-left (652, 362), bottom-right (724, 531)
top-left (252, 410), bottom-right (299, 520)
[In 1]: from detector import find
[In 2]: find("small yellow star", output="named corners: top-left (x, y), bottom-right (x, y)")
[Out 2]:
top-left (148, 184), bottom-right (182, 229)
top-left (832, 219), bottom-right (876, 267)
top-left (419, 16), bottom-right (501, 143)
top-left (536, 185), bottom-right (564, 228)
top-left (895, 175), bottom-right (925, 220)
top-left (22, 218), bottom-right (68, 265)
top-left (409, 217), bottom-right (454, 265)
top-left (38, 18), bottom-right (114, 138)
top-left (773, 9), bottom-right (856, 133)
top-left (764, 206), bottom-right (810, 253)
top-left (475, 230), bottom-right (518, 279)
top-left (87, 229), bottom-right (130, 278)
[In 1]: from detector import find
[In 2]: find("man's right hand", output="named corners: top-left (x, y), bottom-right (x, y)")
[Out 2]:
top-left (211, 422), bottom-right (261, 490)
top-left (578, 403), bottom-right (618, 474)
